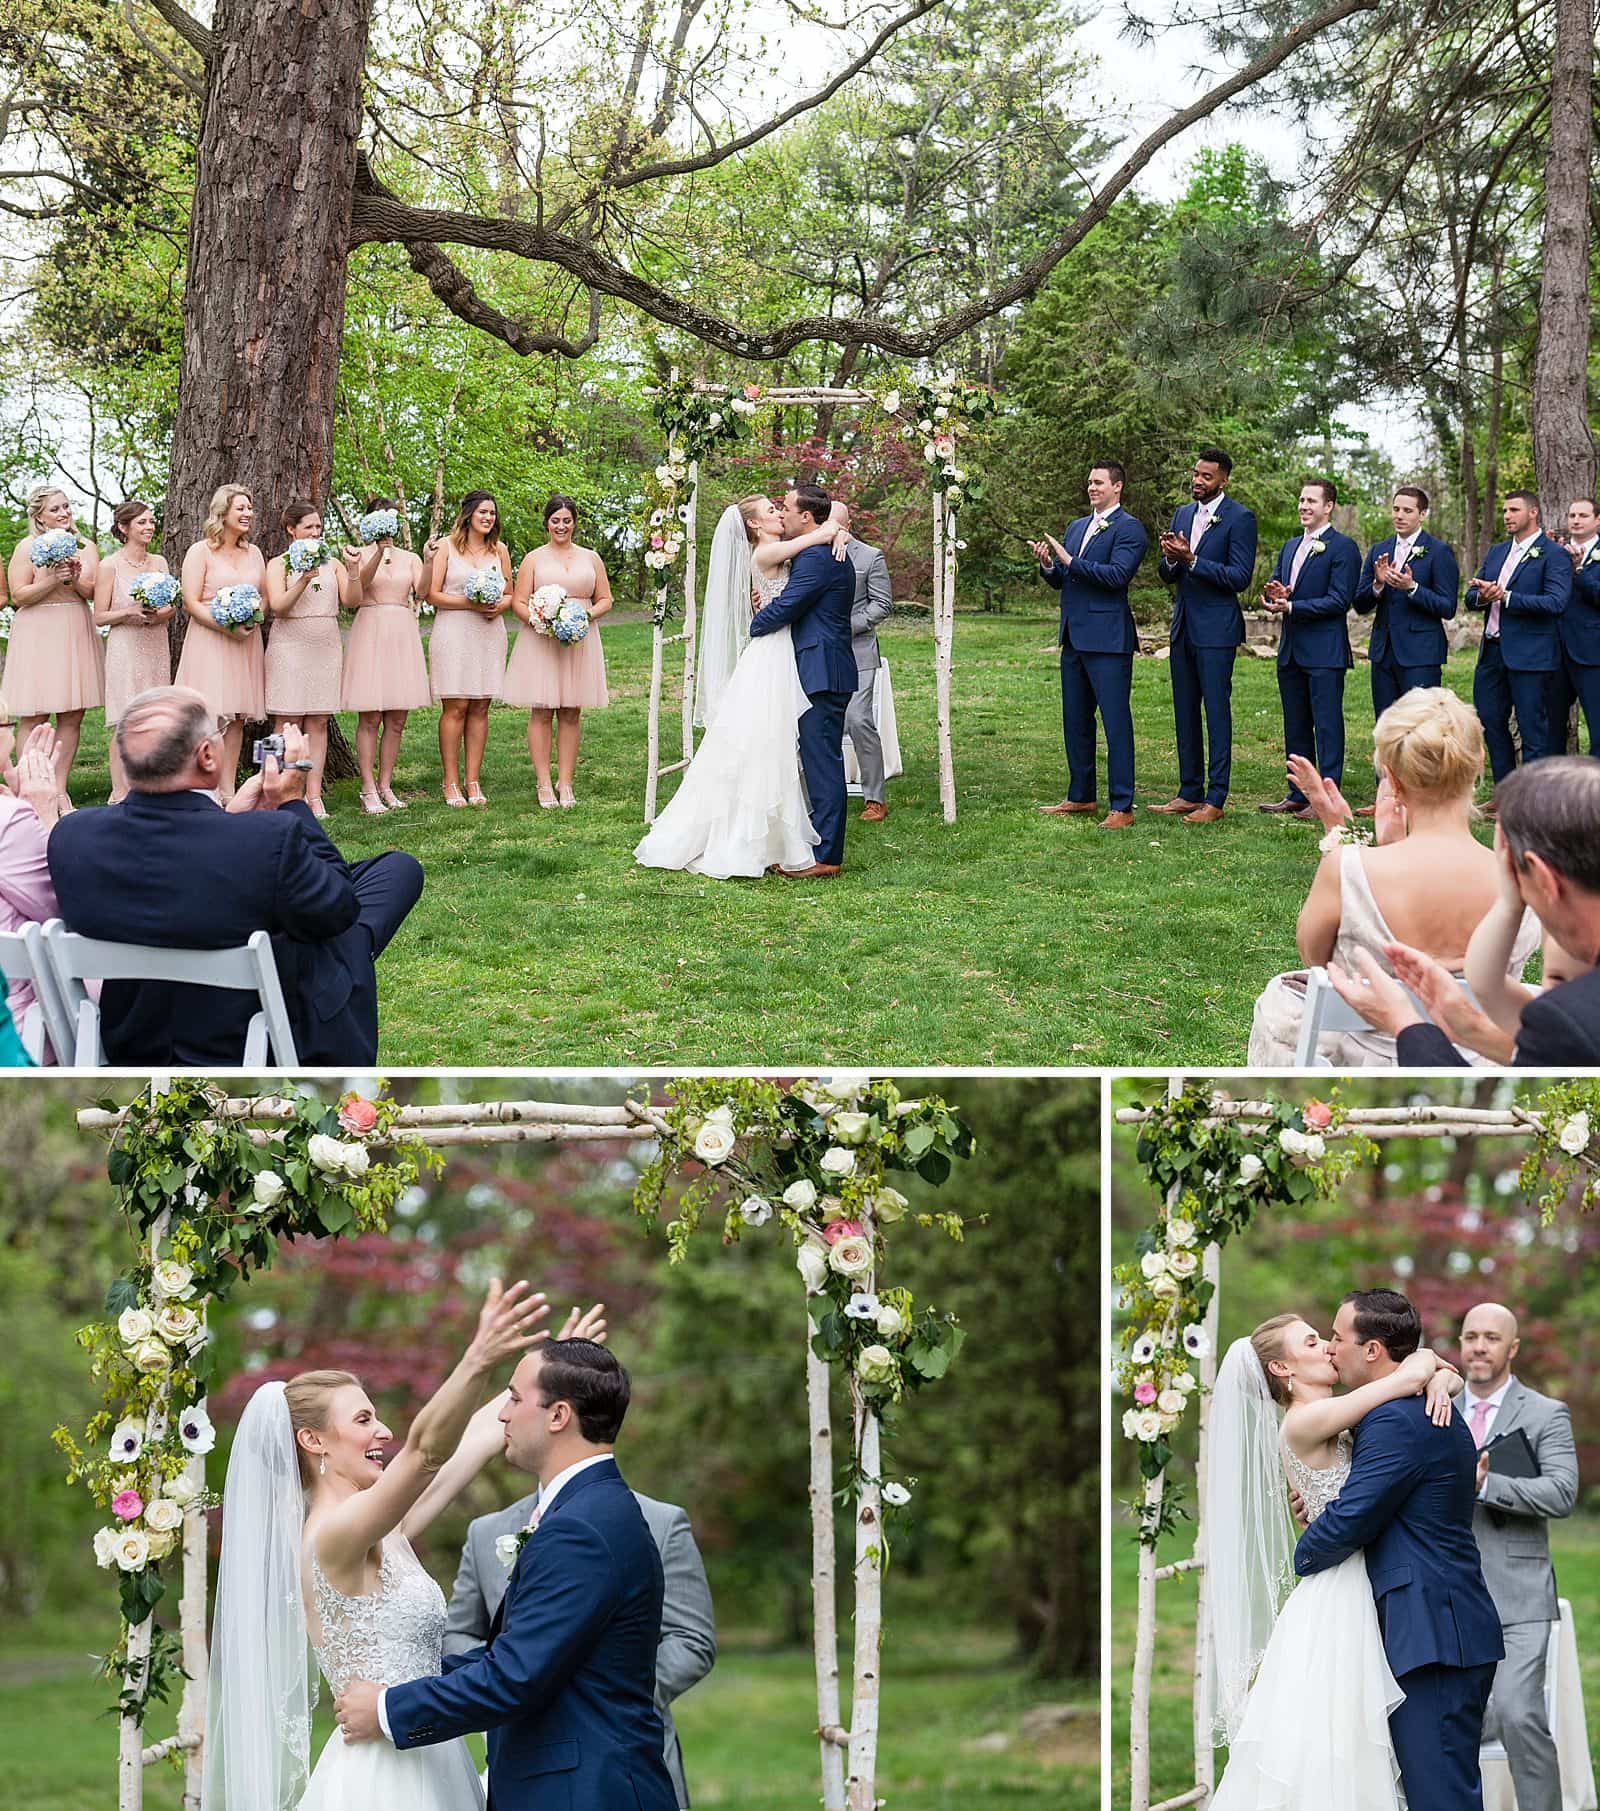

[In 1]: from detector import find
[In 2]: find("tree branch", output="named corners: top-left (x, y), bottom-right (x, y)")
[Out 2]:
top-left (142, 0), bottom-right (214, 64)
top-left (353, 0), bottom-right (1381, 359)
top-left (122, 0), bottom-right (207, 98)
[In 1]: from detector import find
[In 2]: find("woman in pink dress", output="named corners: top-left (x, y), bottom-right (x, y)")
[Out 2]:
top-left (427, 491), bottom-right (511, 807)
top-left (504, 495), bottom-right (612, 808)
top-left (93, 499), bottom-right (175, 801)
top-left (175, 484), bottom-right (268, 804)
top-left (341, 496), bottom-right (431, 814)
top-left (4, 483), bottom-right (103, 810)
top-left (265, 501), bottom-right (360, 819)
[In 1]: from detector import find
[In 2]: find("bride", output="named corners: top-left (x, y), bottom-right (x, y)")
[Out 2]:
top-left (634, 494), bottom-right (850, 878)
top-left (203, 1280), bottom-right (603, 1811)
top-left (1207, 1313), bottom-right (1463, 1811)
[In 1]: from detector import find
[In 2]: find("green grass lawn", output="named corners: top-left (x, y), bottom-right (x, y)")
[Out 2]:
top-left (1109, 1503), bottom-right (1600, 1808)
top-left (1, 1609), bottom-right (1095, 1811)
top-left (47, 609), bottom-right (1483, 1064)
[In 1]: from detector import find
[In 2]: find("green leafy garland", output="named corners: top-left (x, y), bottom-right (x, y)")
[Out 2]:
top-left (872, 374), bottom-right (998, 519)
top-left (53, 1080), bottom-right (437, 1722)
top-left (632, 1075), bottom-right (974, 1506)
top-left (1519, 1080), bottom-right (1600, 1219)
top-left (1114, 1086), bottom-right (1372, 1545)
top-left (644, 373), bottom-right (763, 623)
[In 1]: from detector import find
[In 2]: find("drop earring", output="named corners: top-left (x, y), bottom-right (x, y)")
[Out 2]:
top-left (319, 1454), bottom-right (327, 1476)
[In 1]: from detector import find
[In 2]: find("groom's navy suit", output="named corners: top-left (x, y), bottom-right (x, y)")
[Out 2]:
top-left (749, 542), bottom-right (858, 867)
top-left (385, 1457), bottom-right (677, 1811)
top-left (1295, 1396), bottom-right (1504, 1811)
top-left (1041, 507), bottom-right (1148, 813)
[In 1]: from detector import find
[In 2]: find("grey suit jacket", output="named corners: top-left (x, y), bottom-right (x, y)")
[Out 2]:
top-left (846, 538), bottom-right (892, 675)
top-left (443, 1488), bottom-right (716, 1807)
top-left (1471, 1377), bottom-right (1579, 1626)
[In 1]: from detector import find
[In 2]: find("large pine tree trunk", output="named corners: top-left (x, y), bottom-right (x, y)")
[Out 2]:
top-left (1530, 0), bottom-right (1597, 518)
top-left (165, 0), bottom-right (369, 776)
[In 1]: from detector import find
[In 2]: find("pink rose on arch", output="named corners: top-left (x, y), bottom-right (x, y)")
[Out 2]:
top-left (822, 1219), bottom-right (864, 1247)
top-left (1134, 1381), bottom-right (1157, 1405)
top-left (1303, 1100), bottom-right (1333, 1130)
top-left (113, 1490), bottom-right (144, 1521)
top-left (338, 1095), bottom-right (379, 1135)
top-left (742, 383), bottom-right (763, 401)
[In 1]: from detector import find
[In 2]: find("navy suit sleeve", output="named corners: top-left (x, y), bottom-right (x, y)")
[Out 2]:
top-left (1576, 560), bottom-right (1600, 609)
top-left (1039, 557), bottom-right (1067, 592)
top-left (1409, 542), bottom-right (1459, 621)
top-left (1294, 1406), bottom-right (1422, 1576)
top-left (270, 810), bottom-right (361, 941)
top-left (749, 547), bottom-right (831, 637)
top-left (1355, 544), bottom-right (1382, 615)
top-left (1512, 987), bottom-right (1600, 1066)
top-left (1192, 511), bottom-right (1257, 595)
top-left (385, 1518), bottom-right (619, 1747)
top-left (1072, 518), bottom-right (1149, 590)
top-left (1395, 1022), bottom-right (1469, 1067)
top-left (1505, 547), bottom-right (1570, 617)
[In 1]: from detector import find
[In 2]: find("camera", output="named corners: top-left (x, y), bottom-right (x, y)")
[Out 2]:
top-left (252, 734), bottom-right (285, 767)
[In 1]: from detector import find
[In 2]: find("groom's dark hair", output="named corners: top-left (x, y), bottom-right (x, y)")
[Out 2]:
top-left (536, 1338), bottom-right (631, 1443)
top-left (790, 484), bottom-right (833, 525)
top-left (1343, 1289), bottom-right (1422, 1361)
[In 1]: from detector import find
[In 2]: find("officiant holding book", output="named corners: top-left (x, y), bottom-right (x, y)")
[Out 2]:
top-left (1462, 1302), bottom-right (1581, 1811)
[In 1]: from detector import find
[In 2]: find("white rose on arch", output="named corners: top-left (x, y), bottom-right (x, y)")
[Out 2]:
top-left (1157, 1388), bottom-right (1187, 1416)
top-left (1165, 1216), bottom-right (1197, 1249)
top-left (151, 1259), bottom-right (195, 1301)
top-left (155, 1302), bottom-right (201, 1345)
top-left (1174, 1370), bottom-right (1198, 1395)
top-left (875, 1303), bottom-right (905, 1338)
top-left (132, 1337), bottom-right (172, 1376)
top-left (828, 1234), bottom-right (874, 1279)
top-left (118, 1306), bottom-right (155, 1345)
top-left (144, 1497), bottom-right (184, 1534)
top-left (1236, 1153), bottom-right (1264, 1185)
top-left (796, 1243), bottom-right (829, 1294)
top-left (1150, 1274), bottom-right (1179, 1300)
top-left (692, 1121), bottom-right (737, 1165)
top-left (162, 1473), bottom-right (199, 1507)
top-left (339, 1141), bottom-right (371, 1178)
top-left (1166, 1248), bottom-right (1200, 1280)
top-left (93, 1526), bottom-right (120, 1569)
top-left (831, 1111), bottom-right (871, 1146)
top-left (856, 1344), bottom-right (898, 1387)
top-left (873, 1188), bottom-right (909, 1223)
top-left (251, 1169), bottom-right (287, 1209)
top-left (783, 1179), bottom-right (818, 1212)
top-left (819, 1147), bottom-right (856, 1180)
top-left (1139, 1250), bottom-right (1168, 1280)
top-left (114, 1528), bottom-right (151, 1572)
top-left (308, 1133), bottom-right (347, 1176)
top-left (1133, 1410), bottom-right (1164, 1442)
top-left (1558, 1113), bottom-right (1591, 1155)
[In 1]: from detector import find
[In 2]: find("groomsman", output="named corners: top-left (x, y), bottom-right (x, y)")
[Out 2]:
top-left (1547, 498), bottom-right (1600, 754)
top-left (1031, 460), bottom-right (1149, 829)
top-left (1258, 480), bottom-right (1361, 817)
top-left (1151, 447), bottom-right (1258, 825)
top-left (1468, 491), bottom-right (1572, 784)
top-left (1355, 484), bottom-right (1460, 713)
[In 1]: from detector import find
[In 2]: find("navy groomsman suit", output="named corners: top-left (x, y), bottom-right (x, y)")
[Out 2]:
top-left (1355, 529), bottom-right (1460, 715)
top-left (1270, 523), bottom-right (1361, 805)
top-left (1548, 534), bottom-right (1600, 754)
top-left (1469, 531), bottom-right (1572, 781)
top-left (1040, 506), bottom-right (1149, 814)
top-left (1158, 495), bottom-right (1257, 809)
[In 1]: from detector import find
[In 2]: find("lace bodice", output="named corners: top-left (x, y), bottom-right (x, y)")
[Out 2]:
top-left (1280, 1429), bottom-right (1352, 1522)
top-left (754, 564), bottom-right (790, 607)
top-left (307, 1536), bottom-right (447, 1693)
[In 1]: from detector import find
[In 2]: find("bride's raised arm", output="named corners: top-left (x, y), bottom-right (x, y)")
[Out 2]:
top-left (309, 1279), bottom-right (550, 1571)
top-left (752, 504), bottom-right (853, 574)
top-left (399, 1302), bottom-right (608, 1540)
top-left (1287, 1348), bottom-right (1463, 1448)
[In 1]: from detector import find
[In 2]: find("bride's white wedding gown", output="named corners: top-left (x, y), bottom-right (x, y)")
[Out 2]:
top-left (1211, 1432), bottom-right (1406, 1811)
top-left (298, 1534), bottom-right (484, 1811)
top-left (634, 565), bottom-right (819, 878)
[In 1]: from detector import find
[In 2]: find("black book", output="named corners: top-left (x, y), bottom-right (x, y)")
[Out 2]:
top-left (1485, 1426), bottom-right (1540, 1479)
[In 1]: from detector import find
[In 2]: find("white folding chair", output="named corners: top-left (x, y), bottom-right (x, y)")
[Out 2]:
top-left (41, 920), bottom-right (299, 1068)
top-left (1295, 967), bottom-right (1375, 1066)
top-left (0, 921), bottom-right (75, 1065)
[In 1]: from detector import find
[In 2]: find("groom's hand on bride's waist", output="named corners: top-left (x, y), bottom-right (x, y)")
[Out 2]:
top-left (334, 1677), bottom-right (386, 1744)
top-left (1288, 1487), bottom-right (1309, 1530)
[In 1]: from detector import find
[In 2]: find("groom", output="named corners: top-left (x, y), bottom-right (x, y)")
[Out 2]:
top-left (335, 1340), bottom-right (677, 1811)
top-left (1294, 1289), bottom-right (1504, 1811)
top-left (748, 484), bottom-right (858, 878)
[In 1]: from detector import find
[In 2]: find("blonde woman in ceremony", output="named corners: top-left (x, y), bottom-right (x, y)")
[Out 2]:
top-left (93, 500), bottom-right (175, 802)
top-left (175, 483), bottom-right (268, 804)
top-left (341, 496), bottom-right (431, 814)
top-left (4, 483), bottom-right (103, 809)
top-left (265, 499), bottom-right (360, 819)
top-left (428, 491), bottom-right (511, 808)
top-left (504, 496), bottom-right (613, 808)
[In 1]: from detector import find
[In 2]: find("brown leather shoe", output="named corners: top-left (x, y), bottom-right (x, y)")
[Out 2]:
top-left (778, 862), bottom-right (843, 879)
top-left (1039, 798), bottom-right (1097, 814)
top-left (861, 801), bottom-right (888, 822)
top-left (1147, 797), bottom-right (1202, 815)
top-left (1291, 806), bottom-right (1319, 821)
top-left (1258, 798), bottom-right (1301, 814)
top-left (1184, 803), bottom-right (1225, 824)
top-left (1100, 810), bottom-right (1135, 829)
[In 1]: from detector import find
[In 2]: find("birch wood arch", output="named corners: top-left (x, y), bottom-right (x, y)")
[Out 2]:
top-left (1113, 1079), bottom-right (1594, 1811)
top-left (68, 1076), bottom-right (974, 1811)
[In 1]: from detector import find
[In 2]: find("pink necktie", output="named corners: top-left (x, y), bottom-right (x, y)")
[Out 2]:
top-left (1470, 1399), bottom-right (1492, 1448)
top-left (1289, 532), bottom-right (1315, 592)
top-left (1488, 542), bottom-right (1523, 636)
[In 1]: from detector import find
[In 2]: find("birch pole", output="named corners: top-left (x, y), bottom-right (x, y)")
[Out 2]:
top-left (119, 1200), bottom-right (168, 1811)
top-left (845, 1378), bottom-right (883, 1811)
top-left (177, 1309), bottom-right (210, 1811)
top-left (933, 495), bottom-right (957, 823)
top-left (644, 616), bottom-right (666, 822)
top-left (807, 1321), bottom-right (848, 1811)
top-left (1189, 1235), bottom-right (1221, 1802)
top-left (679, 464), bottom-right (700, 766)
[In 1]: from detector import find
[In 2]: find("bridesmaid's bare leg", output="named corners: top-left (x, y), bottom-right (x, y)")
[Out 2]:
top-left (379, 710), bottom-right (407, 806)
top-left (218, 719), bottom-right (245, 805)
top-left (108, 728), bottom-right (128, 804)
top-left (356, 712), bottom-right (381, 794)
top-left (464, 699), bottom-right (490, 802)
top-left (555, 707), bottom-right (581, 806)
top-left (438, 699), bottom-right (467, 803)
top-left (527, 708), bottom-right (556, 806)
top-left (305, 715), bottom-right (329, 812)
top-left (53, 709), bottom-right (85, 805)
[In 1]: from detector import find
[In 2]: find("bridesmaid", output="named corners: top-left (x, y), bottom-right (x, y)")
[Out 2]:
top-left (93, 500), bottom-right (175, 801)
top-left (175, 484), bottom-right (268, 804)
top-left (341, 496), bottom-right (431, 814)
top-left (504, 495), bottom-right (613, 808)
top-left (428, 490), bottom-right (511, 807)
top-left (4, 484), bottom-right (103, 809)
top-left (264, 500), bottom-right (359, 818)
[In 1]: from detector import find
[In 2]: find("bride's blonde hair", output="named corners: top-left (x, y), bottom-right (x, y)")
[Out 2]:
top-left (1372, 687), bottom-right (1484, 805)
top-left (1249, 1313), bottom-right (1304, 1406)
top-left (736, 495), bottom-right (772, 545)
top-left (283, 1368), bottom-right (361, 1484)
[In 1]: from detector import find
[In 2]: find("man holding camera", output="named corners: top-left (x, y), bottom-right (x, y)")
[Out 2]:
top-left (48, 684), bottom-right (423, 1063)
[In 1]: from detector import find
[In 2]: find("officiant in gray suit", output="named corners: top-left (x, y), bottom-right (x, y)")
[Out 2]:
top-left (444, 1483), bottom-right (717, 1807)
top-left (844, 534), bottom-right (894, 821)
top-left (1462, 1302), bottom-right (1581, 1811)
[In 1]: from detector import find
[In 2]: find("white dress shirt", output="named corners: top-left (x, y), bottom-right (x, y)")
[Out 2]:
top-left (1467, 1374), bottom-right (1514, 1497)
top-left (1574, 535), bottom-right (1598, 568)
top-left (1378, 531), bottom-right (1418, 595)
top-left (1072, 506), bottom-right (1117, 561)
top-left (1191, 493), bottom-right (1225, 547)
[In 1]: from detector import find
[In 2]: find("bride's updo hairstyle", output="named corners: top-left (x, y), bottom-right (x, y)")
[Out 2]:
top-left (736, 495), bottom-right (771, 545)
top-left (1249, 1313), bottom-right (1304, 1405)
top-left (284, 1368), bottom-right (361, 1484)
top-left (1372, 686), bottom-right (1484, 806)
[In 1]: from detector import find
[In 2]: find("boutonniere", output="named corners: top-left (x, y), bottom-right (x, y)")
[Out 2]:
top-left (1404, 542), bottom-right (1426, 563)
top-left (1527, 546), bottom-right (1542, 561)
top-left (495, 1526), bottom-right (535, 1567)
top-left (1307, 539), bottom-right (1327, 557)
top-left (1583, 546), bottom-right (1600, 568)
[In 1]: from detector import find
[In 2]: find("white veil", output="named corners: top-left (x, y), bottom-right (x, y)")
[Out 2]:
top-left (693, 504), bottom-right (754, 728)
top-left (203, 1380), bottom-right (317, 1811)
top-left (1202, 1336), bottom-right (1298, 1744)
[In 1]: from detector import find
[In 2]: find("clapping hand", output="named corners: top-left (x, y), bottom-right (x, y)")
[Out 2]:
top-left (1159, 530), bottom-right (1193, 565)
top-left (16, 724), bottom-right (62, 828)
top-left (1325, 947), bottom-right (1424, 1037)
top-left (1260, 579), bottom-right (1290, 615)
top-left (1286, 755), bottom-right (1349, 829)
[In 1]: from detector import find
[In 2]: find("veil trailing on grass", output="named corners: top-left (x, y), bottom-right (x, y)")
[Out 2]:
top-left (693, 504), bottom-right (753, 729)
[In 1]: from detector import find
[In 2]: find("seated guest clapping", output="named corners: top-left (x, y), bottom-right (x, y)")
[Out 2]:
top-left (1329, 755), bottom-right (1600, 1065)
top-left (47, 686), bottom-right (423, 1065)
top-left (1249, 686), bottom-right (1537, 1065)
